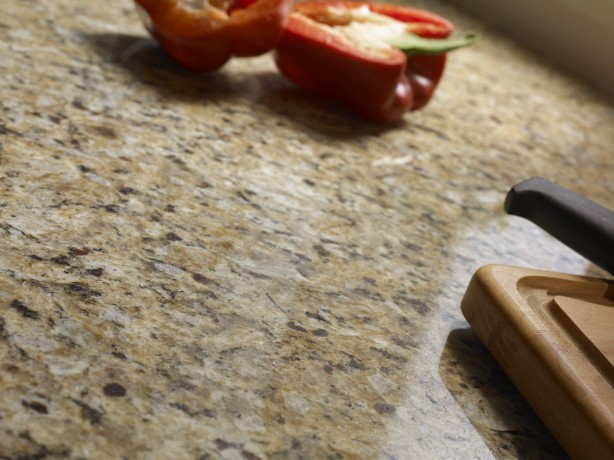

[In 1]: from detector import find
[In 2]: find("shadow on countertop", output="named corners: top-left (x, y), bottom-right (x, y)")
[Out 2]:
top-left (439, 328), bottom-right (569, 460)
top-left (81, 32), bottom-right (408, 139)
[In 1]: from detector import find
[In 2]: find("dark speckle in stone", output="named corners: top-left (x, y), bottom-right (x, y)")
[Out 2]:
top-left (305, 311), bottom-right (329, 323)
top-left (69, 247), bottom-right (89, 256)
top-left (241, 450), bottom-right (261, 460)
top-left (0, 123), bottom-right (22, 136)
top-left (351, 287), bottom-right (372, 298)
top-left (171, 402), bottom-right (193, 415)
top-left (29, 254), bottom-right (43, 261)
top-left (72, 98), bottom-right (87, 110)
top-left (313, 244), bottom-right (330, 257)
top-left (102, 204), bottom-right (119, 214)
top-left (287, 321), bottom-right (307, 333)
top-left (394, 294), bottom-right (430, 316)
top-left (215, 439), bottom-right (240, 450)
top-left (22, 400), bottom-right (48, 414)
top-left (0, 318), bottom-right (7, 340)
top-left (50, 256), bottom-right (71, 266)
top-left (166, 232), bottom-right (182, 241)
top-left (374, 402), bottom-right (396, 414)
top-left (347, 356), bottom-right (366, 370)
top-left (67, 283), bottom-right (102, 298)
top-left (363, 276), bottom-right (377, 286)
top-left (73, 399), bottom-right (103, 425)
top-left (48, 113), bottom-right (64, 124)
top-left (165, 204), bottom-right (176, 212)
top-left (312, 329), bottom-right (328, 337)
top-left (277, 413), bottom-right (286, 424)
top-left (398, 315), bottom-right (411, 326)
top-left (370, 347), bottom-right (405, 362)
top-left (393, 335), bottom-right (420, 350)
top-left (324, 365), bottom-right (334, 374)
top-left (18, 431), bottom-right (33, 441)
top-left (201, 290), bottom-right (218, 300)
top-left (92, 125), bottom-right (117, 139)
top-left (112, 351), bottom-right (127, 360)
top-left (103, 383), bottom-right (126, 397)
top-left (10, 300), bottom-right (39, 320)
top-left (237, 190), bottom-right (253, 202)
top-left (79, 165), bottom-right (93, 173)
top-left (402, 241), bottom-right (422, 252)
top-left (411, 299), bottom-right (430, 316)
top-left (85, 267), bottom-right (104, 277)
top-left (192, 273), bottom-right (216, 285)
top-left (119, 187), bottom-right (137, 195)
top-left (245, 269), bottom-right (269, 279)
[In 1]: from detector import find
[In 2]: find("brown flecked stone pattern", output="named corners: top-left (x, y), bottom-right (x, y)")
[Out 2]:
top-left (1, 0), bottom-right (613, 458)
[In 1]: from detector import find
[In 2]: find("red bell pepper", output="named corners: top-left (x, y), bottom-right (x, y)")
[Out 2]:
top-left (134, 0), bottom-right (293, 72)
top-left (274, 1), bottom-right (477, 123)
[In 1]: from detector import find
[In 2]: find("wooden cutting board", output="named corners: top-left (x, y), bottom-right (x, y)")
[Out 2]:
top-left (461, 265), bottom-right (614, 459)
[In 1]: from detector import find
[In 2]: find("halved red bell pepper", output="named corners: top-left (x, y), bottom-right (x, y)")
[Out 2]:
top-left (274, 1), bottom-right (476, 123)
top-left (135, 0), bottom-right (293, 72)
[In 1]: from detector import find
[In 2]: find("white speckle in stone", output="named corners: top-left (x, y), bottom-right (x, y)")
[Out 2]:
top-left (48, 359), bottom-right (89, 376)
top-left (367, 373), bottom-right (397, 395)
top-left (8, 29), bottom-right (33, 40)
top-left (233, 413), bottom-right (266, 434)
top-left (7, 216), bottom-right (55, 238)
top-left (283, 391), bottom-right (310, 415)
top-left (169, 310), bottom-right (199, 327)
top-left (287, 140), bottom-right (314, 158)
top-left (153, 262), bottom-right (183, 275)
top-left (13, 334), bottom-right (58, 353)
top-left (475, 189), bottom-right (503, 208)
top-left (372, 154), bottom-right (414, 167)
top-left (35, 95), bottom-right (57, 108)
top-left (100, 306), bottom-right (131, 326)
top-left (83, 172), bottom-right (112, 187)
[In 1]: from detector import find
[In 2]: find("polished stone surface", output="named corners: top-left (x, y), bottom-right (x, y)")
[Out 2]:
top-left (1, 0), bottom-right (614, 458)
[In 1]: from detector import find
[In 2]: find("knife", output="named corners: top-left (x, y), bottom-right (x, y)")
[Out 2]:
top-left (504, 176), bottom-right (614, 275)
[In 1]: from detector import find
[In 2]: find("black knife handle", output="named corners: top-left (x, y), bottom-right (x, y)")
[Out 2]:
top-left (504, 176), bottom-right (614, 275)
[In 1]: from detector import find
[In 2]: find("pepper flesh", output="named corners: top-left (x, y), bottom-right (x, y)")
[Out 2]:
top-left (274, 1), bottom-right (458, 123)
top-left (135, 0), bottom-right (292, 72)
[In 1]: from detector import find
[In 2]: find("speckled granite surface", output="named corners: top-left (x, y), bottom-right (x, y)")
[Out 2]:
top-left (1, 1), bottom-right (614, 458)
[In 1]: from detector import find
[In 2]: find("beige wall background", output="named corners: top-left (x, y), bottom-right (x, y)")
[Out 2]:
top-left (453, 0), bottom-right (614, 99)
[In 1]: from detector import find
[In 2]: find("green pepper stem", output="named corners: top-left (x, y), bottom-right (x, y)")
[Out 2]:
top-left (387, 31), bottom-right (478, 55)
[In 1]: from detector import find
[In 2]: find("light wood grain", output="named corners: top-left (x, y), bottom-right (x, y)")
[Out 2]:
top-left (461, 265), bottom-right (614, 460)
top-left (555, 296), bottom-right (614, 367)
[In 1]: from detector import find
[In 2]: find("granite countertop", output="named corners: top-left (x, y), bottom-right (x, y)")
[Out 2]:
top-left (2, 1), bottom-right (614, 458)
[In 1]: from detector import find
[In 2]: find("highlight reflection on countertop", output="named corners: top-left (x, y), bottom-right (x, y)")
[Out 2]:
top-left (2, 0), bottom-right (613, 458)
